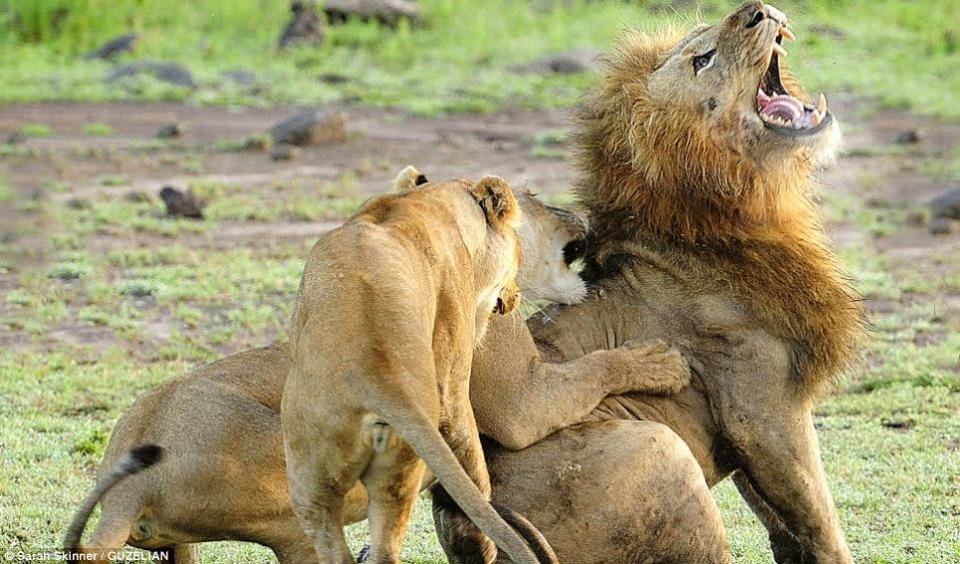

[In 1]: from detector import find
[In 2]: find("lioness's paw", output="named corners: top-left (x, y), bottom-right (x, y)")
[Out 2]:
top-left (622, 339), bottom-right (691, 395)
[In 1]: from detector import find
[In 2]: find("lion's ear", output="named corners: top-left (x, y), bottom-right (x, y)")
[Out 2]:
top-left (392, 165), bottom-right (428, 193)
top-left (470, 176), bottom-right (519, 230)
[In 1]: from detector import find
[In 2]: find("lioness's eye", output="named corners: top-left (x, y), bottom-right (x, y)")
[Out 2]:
top-left (692, 49), bottom-right (717, 75)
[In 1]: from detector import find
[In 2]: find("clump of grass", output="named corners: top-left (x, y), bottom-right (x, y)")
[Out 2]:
top-left (83, 122), bottom-right (113, 136)
top-left (20, 123), bottom-right (52, 136)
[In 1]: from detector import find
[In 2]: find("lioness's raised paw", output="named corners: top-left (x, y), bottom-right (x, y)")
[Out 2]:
top-left (620, 339), bottom-right (692, 395)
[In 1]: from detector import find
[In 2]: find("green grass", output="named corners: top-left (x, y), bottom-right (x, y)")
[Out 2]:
top-left (19, 122), bottom-right (53, 136)
top-left (0, 0), bottom-right (958, 116)
top-left (82, 122), bottom-right (113, 136)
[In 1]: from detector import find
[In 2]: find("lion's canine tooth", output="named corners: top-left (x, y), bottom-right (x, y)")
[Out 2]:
top-left (817, 93), bottom-right (827, 114)
top-left (811, 109), bottom-right (823, 127)
top-left (780, 27), bottom-right (796, 41)
top-left (772, 43), bottom-right (788, 57)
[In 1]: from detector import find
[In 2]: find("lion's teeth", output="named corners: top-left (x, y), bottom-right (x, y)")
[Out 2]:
top-left (817, 93), bottom-right (827, 114)
top-left (811, 110), bottom-right (823, 127)
top-left (780, 27), bottom-right (796, 41)
top-left (772, 43), bottom-right (788, 58)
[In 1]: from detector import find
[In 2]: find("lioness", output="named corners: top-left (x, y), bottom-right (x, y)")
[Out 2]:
top-left (65, 169), bottom-right (690, 562)
top-left (435, 3), bottom-right (865, 563)
top-left (282, 174), bottom-right (545, 564)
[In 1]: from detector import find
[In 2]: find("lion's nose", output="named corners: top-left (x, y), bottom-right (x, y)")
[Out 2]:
top-left (765, 5), bottom-right (788, 27)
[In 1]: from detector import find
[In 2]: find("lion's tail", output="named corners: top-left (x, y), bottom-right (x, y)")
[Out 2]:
top-left (375, 402), bottom-right (549, 564)
top-left (63, 444), bottom-right (164, 552)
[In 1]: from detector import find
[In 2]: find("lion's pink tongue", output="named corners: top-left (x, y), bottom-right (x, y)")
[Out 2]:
top-left (757, 88), bottom-right (806, 127)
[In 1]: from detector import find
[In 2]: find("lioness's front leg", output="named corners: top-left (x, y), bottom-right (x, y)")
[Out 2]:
top-left (471, 302), bottom-right (689, 450)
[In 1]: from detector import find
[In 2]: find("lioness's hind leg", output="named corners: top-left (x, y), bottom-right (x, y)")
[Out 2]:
top-left (360, 429), bottom-right (425, 564)
top-left (432, 403), bottom-right (497, 564)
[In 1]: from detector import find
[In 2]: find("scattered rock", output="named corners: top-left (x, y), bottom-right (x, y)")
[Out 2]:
top-left (279, 1), bottom-right (325, 48)
top-left (222, 69), bottom-right (257, 86)
top-left (106, 61), bottom-right (197, 88)
top-left (123, 190), bottom-right (153, 203)
top-left (880, 417), bottom-right (915, 431)
top-left (809, 24), bottom-right (846, 39)
top-left (928, 217), bottom-right (954, 236)
top-left (84, 33), bottom-right (138, 61)
top-left (2, 131), bottom-right (25, 145)
top-left (894, 129), bottom-right (920, 145)
top-left (270, 108), bottom-right (347, 146)
top-left (319, 73), bottom-right (350, 84)
top-left (324, 0), bottom-right (420, 26)
top-left (512, 47), bottom-right (602, 75)
top-left (930, 187), bottom-right (960, 220)
top-left (66, 198), bottom-right (90, 210)
top-left (271, 143), bottom-right (300, 161)
top-left (159, 185), bottom-right (205, 219)
top-left (155, 122), bottom-right (183, 139)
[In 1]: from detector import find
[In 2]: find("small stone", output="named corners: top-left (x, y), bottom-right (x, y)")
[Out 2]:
top-left (271, 143), bottom-right (300, 161)
top-left (324, 0), bottom-right (420, 26)
top-left (84, 33), bottom-right (138, 61)
top-left (270, 109), bottom-right (347, 146)
top-left (512, 48), bottom-right (602, 75)
top-left (893, 129), bottom-right (920, 145)
top-left (928, 217), bottom-right (953, 236)
top-left (159, 185), bottom-right (205, 219)
top-left (222, 69), bottom-right (257, 86)
top-left (279, 1), bottom-right (325, 48)
top-left (930, 187), bottom-right (960, 220)
top-left (106, 61), bottom-right (197, 88)
top-left (155, 122), bottom-right (183, 139)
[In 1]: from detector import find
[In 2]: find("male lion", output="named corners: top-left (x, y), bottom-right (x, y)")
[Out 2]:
top-left (64, 169), bottom-right (693, 562)
top-left (439, 2), bottom-right (865, 563)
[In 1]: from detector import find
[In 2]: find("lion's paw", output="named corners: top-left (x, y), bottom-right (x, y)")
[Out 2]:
top-left (622, 339), bottom-right (691, 395)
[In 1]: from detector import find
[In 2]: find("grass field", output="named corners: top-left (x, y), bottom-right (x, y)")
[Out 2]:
top-left (1, 0), bottom-right (959, 116)
top-left (1, 0), bottom-right (959, 562)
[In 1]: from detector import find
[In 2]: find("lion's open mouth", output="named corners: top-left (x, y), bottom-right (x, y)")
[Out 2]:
top-left (756, 36), bottom-right (830, 135)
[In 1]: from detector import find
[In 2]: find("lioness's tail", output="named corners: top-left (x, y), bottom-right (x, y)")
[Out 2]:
top-left (376, 406), bottom-right (549, 564)
top-left (63, 444), bottom-right (164, 551)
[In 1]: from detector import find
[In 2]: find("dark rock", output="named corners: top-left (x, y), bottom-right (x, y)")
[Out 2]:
top-left (512, 47), bottom-right (602, 75)
top-left (894, 129), bottom-right (920, 145)
top-left (155, 122), bottom-right (183, 139)
top-left (159, 185), bottom-right (205, 219)
top-left (928, 217), bottom-right (954, 236)
top-left (106, 61), bottom-right (197, 88)
top-left (270, 108), bottom-right (347, 146)
top-left (222, 69), bottom-right (257, 86)
top-left (84, 33), bottom-right (138, 61)
top-left (319, 73), bottom-right (350, 84)
top-left (271, 143), bottom-right (300, 161)
top-left (279, 1), bottom-right (325, 48)
top-left (930, 187), bottom-right (960, 220)
top-left (324, 0), bottom-right (420, 26)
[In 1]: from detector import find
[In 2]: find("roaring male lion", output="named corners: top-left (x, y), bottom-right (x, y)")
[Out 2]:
top-left (438, 2), bottom-right (865, 563)
top-left (64, 169), bottom-right (692, 563)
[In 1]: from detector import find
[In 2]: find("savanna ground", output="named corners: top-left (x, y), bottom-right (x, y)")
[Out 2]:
top-left (0, 0), bottom-right (959, 562)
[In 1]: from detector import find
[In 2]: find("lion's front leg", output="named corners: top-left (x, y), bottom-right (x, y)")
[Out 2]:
top-left (711, 364), bottom-right (852, 564)
top-left (471, 295), bottom-right (687, 451)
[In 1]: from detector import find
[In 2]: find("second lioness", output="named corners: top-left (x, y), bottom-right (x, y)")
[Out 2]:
top-left (283, 174), bottom-right (546, 564)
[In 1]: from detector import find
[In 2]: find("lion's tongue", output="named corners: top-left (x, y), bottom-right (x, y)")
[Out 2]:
top-left (757, 89), bottom-right (806, 127)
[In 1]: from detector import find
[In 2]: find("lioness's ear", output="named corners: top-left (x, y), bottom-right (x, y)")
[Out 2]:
top-left (470, 175), bottom-right (519, 230)
top-left (392, 165), bottom-right (428, 193)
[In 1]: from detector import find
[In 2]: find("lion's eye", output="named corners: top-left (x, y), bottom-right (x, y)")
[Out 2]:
top-left (692, 49), bottom-right (717, 75)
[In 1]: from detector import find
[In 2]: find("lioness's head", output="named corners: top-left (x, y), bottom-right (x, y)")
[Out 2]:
top-left (394, 166), bottom-right (588, 305)
top-left (578, 1), bottom-right (838, 242)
